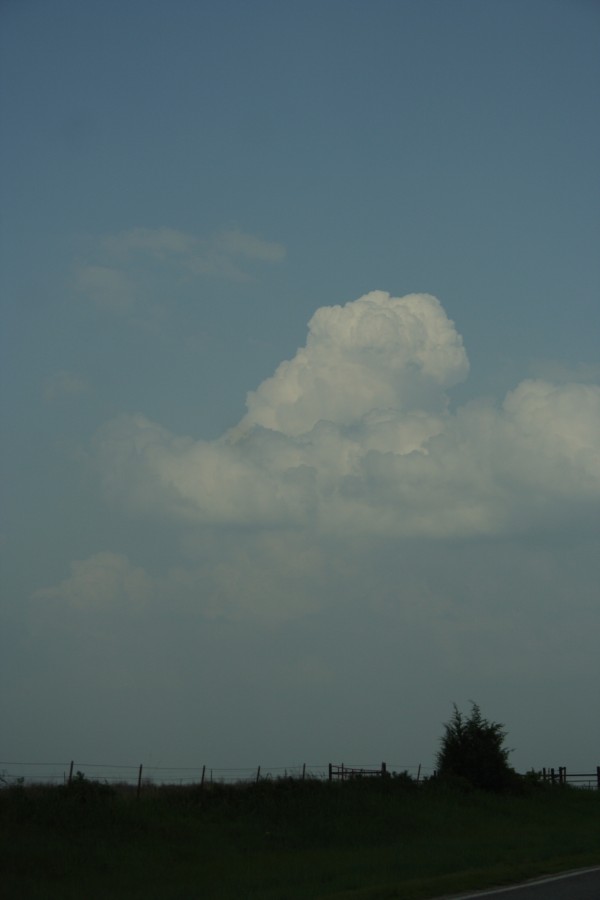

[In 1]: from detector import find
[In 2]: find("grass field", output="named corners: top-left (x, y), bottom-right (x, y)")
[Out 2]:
top-left (2, 774), bottom-right (599, 899)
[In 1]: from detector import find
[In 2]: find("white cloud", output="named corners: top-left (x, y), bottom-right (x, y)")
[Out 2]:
top-left (92, 291), bottom-right (600, 540)
top-left (498, 379), bottom-right (600, 497)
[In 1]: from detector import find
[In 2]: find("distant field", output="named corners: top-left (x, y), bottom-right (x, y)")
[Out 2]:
top-left (2, 776), bottom-right (599, 899)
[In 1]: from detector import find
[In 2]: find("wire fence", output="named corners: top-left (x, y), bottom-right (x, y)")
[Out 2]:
top-left (0, 760), bottom-right (432, 788)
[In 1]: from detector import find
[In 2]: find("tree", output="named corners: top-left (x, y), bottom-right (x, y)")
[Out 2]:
top-left (436, 702), bottom-right (513, 791)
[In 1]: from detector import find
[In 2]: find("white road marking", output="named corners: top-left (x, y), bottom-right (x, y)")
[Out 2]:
top-left (445, 865), bottom-right (600, 898)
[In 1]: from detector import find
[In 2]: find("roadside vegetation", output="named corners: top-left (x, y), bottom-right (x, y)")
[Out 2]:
top-left (2, 707), bottom-right (598, 899)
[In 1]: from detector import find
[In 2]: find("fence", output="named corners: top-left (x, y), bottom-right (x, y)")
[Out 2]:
top-left (5, 761), bottom-right (597, 790)
top-left (0, 760), bottom-right (429, 790)
top-left (329, 762), bottom-right (387, 781)
top-left (541, 767), bottom-right (600, 789)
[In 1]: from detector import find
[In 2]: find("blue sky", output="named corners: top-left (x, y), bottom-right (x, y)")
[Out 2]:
top-left (1, 0), bottom-right (599, 778)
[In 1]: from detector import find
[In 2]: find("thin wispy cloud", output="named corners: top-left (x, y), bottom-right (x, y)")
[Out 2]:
top-left (72, 264), bottom-right (137, 314)
top-left (72, 226), bottom-right (286, 317)
top-left (43, 370), bottom-right (89, 402)
top-left (34, 551), bottom-right (152, 611)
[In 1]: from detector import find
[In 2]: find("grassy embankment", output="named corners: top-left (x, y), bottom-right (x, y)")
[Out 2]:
top-left (2, 774), bottom-right (599, 899)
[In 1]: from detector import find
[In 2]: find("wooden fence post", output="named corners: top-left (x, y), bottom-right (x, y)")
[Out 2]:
top-left (416, 764), bottom-right (421, 784)
top-left (68, 760), bottom-right (74, 785)
top-left (256, 766), bottom-right (261, 784)
top-left (381, 762), bottom-right (387, 777)
top-left (137, 764), bottom-right (143, 798)
top-left (328, 763), bottom-right (332, 782)
top-left (200, 765), bottom-right (206, 787)
top-left (302, 763), bottom-right (306, 781)
top-left (597, 766), bottom-right (600, 790)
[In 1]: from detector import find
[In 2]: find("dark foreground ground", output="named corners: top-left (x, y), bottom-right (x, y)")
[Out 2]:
top-left (2, 775), bottom-right (599, 899)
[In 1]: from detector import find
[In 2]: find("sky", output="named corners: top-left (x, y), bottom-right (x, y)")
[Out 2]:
top-left (1, 0), bottom-right (599, 781)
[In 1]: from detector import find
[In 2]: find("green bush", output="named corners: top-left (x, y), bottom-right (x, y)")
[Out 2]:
top-left (436, 702), bottom-right (514, 792)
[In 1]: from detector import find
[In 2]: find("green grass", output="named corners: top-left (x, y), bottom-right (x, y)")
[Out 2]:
top-left (1, 776), bottom-right (599, 899)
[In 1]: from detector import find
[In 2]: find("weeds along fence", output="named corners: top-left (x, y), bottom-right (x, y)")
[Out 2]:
top-left (0, 761), bottom-right (431, 792)
top-left (541, 766), bottom-right (600, 789)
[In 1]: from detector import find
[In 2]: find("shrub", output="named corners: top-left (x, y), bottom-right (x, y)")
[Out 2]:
top-left (436, 702), bottom-right (513, 792)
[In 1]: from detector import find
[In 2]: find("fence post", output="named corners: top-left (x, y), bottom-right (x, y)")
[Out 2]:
top-left (381, 762), bottom-right (387, 777)
top-left (597, 766), bottom-right (600, 790)
top-left (328, 763), bottom-right (332, 782)
top-left (137, 764), bottom-right (143, 798)
top-left (416, 764), bottom-right (421, 783)
top-left (559, 766), bottom-right (566, 785)
top-left (256, 766), bottom-right (261, 784)
top-left (200, 765), bottom-right (206, 787)
top-left (68, 760), bottom-right (74, 785)
top-left (302, 763), bottom-right (306, 781)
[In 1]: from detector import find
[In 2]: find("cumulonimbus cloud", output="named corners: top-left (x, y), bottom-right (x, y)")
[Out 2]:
top-left (92, 291), bottom-right (600, 538)
top-left (235, 291), bottom-right (469, 437)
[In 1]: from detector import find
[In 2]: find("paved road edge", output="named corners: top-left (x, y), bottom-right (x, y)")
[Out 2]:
top-left (437, 865), bottom-right (600, 898)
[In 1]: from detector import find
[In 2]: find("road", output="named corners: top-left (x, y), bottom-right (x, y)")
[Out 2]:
top-left (441, 866), bottom-right (600, 899)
